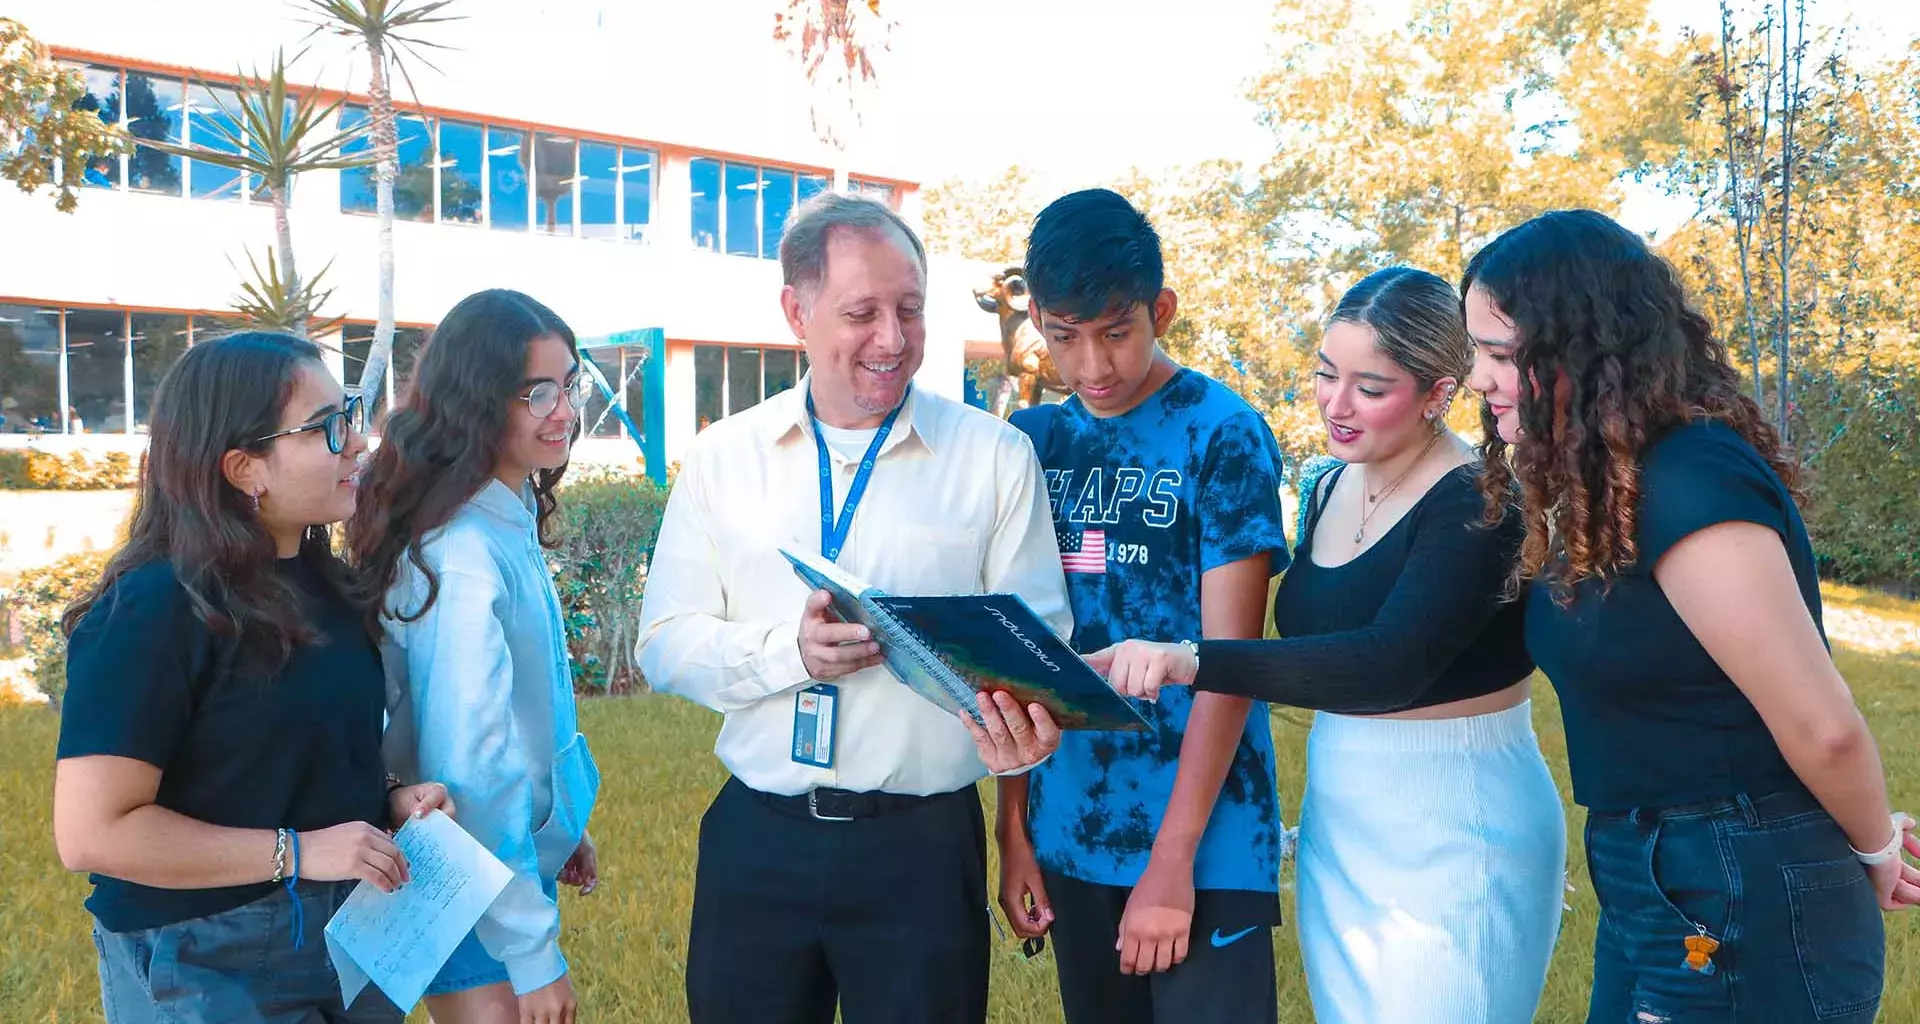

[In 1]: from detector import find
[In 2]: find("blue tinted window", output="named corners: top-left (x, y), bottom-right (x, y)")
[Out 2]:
top-left (761, 168), bottom-right (795, 259)
top-left (579, 141), bottom-right (617, 239)
top-left (488, 127), bottom-right (529, 231)
top-left (764, 348), bottom-right (798, 399)
top-left (64, 308), bottom-right (127, 434)
top-left (798, 173), bottom-right (828, 205)
top-left (438, 119), bottom-right (483, 224)
top-left (75, 65), bottom-right (122, 188)
top-left (130, 313), bottom-right (188, 431)
top-left (534, 134), bottom-right (575, 236)
top-left (728, 347), bottom-right (763, 414)
top-left (690, 157), bottom-right (719, 251)
top-left (394, 113), bottom-right (433, 221)
top-left (0, 305), bottom-right (64, 433)
top-left (620, 147), bottom-right (652, 241)
top-left (188, 85), bottom-right (244, 200)
top-left (694, 344), bottom-right (723, 430)
top-left (850, 179), bottom-right (894, 205)
top-left (125, 72), bottom-right (182, 196)
top-left (338, 105), bottom-right (376, 214)
top-left (724, 163), bottom-right (758, 256)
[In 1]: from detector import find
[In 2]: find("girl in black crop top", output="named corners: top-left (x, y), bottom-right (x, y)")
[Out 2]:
top-left (1463, 209), bottom-right (1916, 1021)
top-left (1089, 268), bottom-right (1567, 1023)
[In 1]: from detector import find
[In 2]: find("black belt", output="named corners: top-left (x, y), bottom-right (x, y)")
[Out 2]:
top-left (741, 780), bottom-right (962, 822)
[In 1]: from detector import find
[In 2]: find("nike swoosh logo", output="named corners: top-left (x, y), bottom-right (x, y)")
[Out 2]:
top-left (1210, 925), bottom-right (1259, 948)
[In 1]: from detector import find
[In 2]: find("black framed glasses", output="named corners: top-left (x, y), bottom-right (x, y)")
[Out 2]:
top-left (247, 395), bottom-right (367, 455)
top-left (521, 375), bottom-right (590, 419)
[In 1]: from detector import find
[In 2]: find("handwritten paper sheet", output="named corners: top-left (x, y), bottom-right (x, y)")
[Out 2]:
top-left (324, 810), bottom-right (512, 1013)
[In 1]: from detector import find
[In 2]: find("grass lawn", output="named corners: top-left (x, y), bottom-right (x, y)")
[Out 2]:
top-left (3, 593), bottom-right (1916, 1022)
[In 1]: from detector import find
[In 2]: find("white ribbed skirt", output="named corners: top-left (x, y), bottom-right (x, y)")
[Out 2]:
top-left (1295, 701), bottom-right (1567, 1024)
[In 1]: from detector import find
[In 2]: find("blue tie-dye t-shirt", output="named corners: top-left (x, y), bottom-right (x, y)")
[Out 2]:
top-left (1011, 368), bottom-right (1291, 893)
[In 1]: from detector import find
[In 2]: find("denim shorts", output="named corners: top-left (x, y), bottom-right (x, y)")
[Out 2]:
top-left (92, 880), bottom-right (403, 1024)
top-left (1584, 787), bottom-right (1885, 1023)
top-left (425, 875), bottom-right (561, 997)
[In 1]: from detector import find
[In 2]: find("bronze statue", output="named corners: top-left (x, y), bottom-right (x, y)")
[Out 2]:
top-left (972, 267), bottom-right (1065, 417)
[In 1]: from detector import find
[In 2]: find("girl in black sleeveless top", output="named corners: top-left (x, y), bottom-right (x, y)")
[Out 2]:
top-left (1092, 268), bottom-right (1565, 1023)
top-left (1465, 209), bottom-right (1917, 1022)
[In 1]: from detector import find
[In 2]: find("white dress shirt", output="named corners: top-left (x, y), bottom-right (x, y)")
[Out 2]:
top-left (635, 380), bottom-right (1073, 797)
top-left (381, 480), bottom-right (600, 995)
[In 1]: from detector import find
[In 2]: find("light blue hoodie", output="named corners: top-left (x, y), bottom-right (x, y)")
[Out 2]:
top-left (380, 479), bottom-right (600, 995)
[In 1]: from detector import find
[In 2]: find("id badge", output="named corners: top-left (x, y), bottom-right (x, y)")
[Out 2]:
top-left (791, 684), bottom-right (838, 768)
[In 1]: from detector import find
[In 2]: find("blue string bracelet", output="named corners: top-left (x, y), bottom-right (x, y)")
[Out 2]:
top-left (285, 829), bottom-right (304, 951)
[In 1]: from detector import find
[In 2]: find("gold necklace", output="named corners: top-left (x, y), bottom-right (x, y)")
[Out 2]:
top-left (1352, 431), bottom-right (1443, 544)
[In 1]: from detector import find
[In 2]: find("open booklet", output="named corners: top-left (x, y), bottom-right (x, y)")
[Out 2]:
top-left (782, 547), bottom-right (1149, 732)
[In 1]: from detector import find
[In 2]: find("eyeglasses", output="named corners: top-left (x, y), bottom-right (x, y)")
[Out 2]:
top-left (247, 395), bottom-right (366, 455)
top-left (521, 376), bottom-right (590, 419)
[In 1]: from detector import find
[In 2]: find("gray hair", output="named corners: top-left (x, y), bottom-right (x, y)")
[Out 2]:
top-left (779, 192), bottom-right (927, 311)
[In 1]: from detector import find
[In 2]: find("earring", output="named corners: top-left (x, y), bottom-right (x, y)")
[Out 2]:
top-left (250, 490), bottom-right (262, 512)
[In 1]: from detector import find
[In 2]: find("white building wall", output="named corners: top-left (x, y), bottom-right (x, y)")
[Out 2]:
top-left (1, 1), bottom-right (1011, 468)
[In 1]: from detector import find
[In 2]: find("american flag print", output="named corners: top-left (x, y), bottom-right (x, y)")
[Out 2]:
top-left (1059, 526), bottom-right (1107, 574)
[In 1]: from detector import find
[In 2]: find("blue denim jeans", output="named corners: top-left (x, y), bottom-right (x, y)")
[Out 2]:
top-left (92, 881), bottom-right (404, 1024)
top-left (1584, 787), bottom-right (1885, 1023)
top-left (426, 875), bottom-right (562, 997)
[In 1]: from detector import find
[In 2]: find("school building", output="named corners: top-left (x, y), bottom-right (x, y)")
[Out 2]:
top-left (0, 2), bottom-right (1008, 479)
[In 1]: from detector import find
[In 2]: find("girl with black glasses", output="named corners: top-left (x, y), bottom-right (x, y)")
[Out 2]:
top-left (53, 331), bottom-right (452, 1023)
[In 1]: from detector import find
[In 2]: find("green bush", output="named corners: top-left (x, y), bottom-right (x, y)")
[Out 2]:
top-left (5, 550), bottom-right (111, 704)
top-left (550, 469), bottom-right (670, 694)
top-left (0, 448), bottom-right (138, 490)
top-left (1795, 364), bottom-right (1920, 592)
top-left (0, 471), bottom-right (673, 702)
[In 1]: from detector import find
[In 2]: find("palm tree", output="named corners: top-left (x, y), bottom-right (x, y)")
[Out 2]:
top-left (143, 48), bottom-right (372, 338)
top-left (300, 0), bottom-right (460, 407)
top-left (228, 246), bottom-right (347, 339)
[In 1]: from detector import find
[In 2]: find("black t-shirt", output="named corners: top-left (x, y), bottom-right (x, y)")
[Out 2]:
top-left (56, 556), bottom-right (388, 932)
top-left (1196, 464), bottom-right (1534, 712)
top-left (1529, 420), bottom-right (1816, 812)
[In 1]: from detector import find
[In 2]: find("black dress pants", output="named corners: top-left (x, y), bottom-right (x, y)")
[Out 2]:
top-left (686, 777), bottom-right (990, 1024)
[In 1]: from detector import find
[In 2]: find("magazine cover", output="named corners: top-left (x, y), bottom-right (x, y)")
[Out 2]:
top-left (781, 549), bottom-right (1149, 732)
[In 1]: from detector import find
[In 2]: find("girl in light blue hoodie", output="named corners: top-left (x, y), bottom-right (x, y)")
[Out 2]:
top-left (348, 289), bottom-right (600, 1024)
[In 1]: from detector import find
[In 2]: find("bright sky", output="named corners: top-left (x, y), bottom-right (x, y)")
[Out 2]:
top-left (19, 0), bottom-right (1917, 229)
top-left (862, 0), bottom-right (1918, 193)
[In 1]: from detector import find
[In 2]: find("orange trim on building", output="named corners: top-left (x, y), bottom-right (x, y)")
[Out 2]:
top-left (0, 295), bottom-right (433, 330)
top-left (48, 46), bottom-right (913, 192)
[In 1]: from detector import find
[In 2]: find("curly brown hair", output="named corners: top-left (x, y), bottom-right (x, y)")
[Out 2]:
top-left (345, 289), bottom-right (574, 627)
top-left (1461, 209), bottom-right (1798, 594)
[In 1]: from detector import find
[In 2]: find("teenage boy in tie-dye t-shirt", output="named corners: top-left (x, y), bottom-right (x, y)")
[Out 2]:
top-left (999, 189), bottom-right (1291, 1024)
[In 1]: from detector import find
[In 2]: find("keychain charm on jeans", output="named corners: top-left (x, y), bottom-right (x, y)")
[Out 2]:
top-left (1682, 927), bottom-right (1719, 975)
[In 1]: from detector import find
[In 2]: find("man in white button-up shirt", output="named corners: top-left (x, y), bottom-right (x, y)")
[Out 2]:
top-left (635, 193), bottom-right (1074, 1024)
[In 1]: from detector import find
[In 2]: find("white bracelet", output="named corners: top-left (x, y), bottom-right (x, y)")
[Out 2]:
top-left (1178, 639), bottom-right (1200, 675)
top-left (1852, 812), bottom-right (1914, 866)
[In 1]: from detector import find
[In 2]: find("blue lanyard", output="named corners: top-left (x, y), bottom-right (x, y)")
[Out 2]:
top-left (809, 386), bottom-right (909, 563)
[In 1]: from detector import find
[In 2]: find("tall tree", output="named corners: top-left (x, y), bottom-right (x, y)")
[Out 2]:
top-left (142, 50), bottom-right (372, 338)
top-left (301, 0), bottom-right (460, 406)
top-left (1672, 1), bottom-right (1877, 443)
top-left (1244, 0), bottom-right (1699, 278)
top-left (0, 17), bottom-right (127, 213)
top-left (920, 165), bottom-right (1041, 263)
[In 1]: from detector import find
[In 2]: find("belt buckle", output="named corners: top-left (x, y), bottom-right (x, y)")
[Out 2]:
top-left (807, 789), bottom-right (856, 822)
